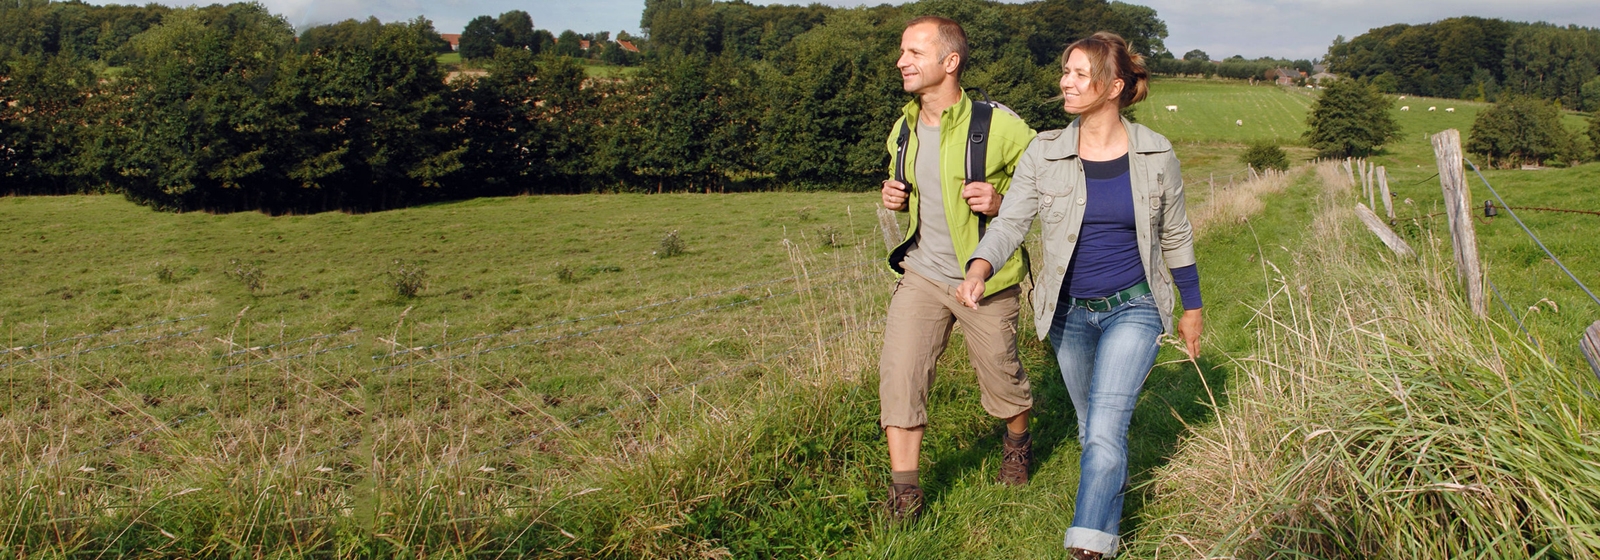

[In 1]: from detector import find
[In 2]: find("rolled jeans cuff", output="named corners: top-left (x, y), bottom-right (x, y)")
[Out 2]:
top-left (1065, 527), bottom-right (1118, 557)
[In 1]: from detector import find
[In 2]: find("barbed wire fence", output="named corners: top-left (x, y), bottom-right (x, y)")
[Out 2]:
top-left (6, 253), bottom-right (893, 478)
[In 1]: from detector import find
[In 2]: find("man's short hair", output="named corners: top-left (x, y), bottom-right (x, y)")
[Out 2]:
top-left (906, 15), bottom-right (968, 76)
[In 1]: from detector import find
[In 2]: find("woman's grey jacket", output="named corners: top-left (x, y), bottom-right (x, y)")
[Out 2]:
top-left (968, 117), bottom-right (1197, 338)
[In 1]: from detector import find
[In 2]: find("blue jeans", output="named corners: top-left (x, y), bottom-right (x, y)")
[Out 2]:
top-left (1048, 294), bottom-right (1163, 556)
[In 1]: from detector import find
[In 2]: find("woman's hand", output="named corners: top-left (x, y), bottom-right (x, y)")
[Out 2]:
top-left (1178, 308), bottom-right (1203, 359)
top-left (956, 259), bottom-right (993, 309)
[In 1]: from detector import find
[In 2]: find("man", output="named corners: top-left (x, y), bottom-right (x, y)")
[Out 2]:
top-left (878, 15), bottom-right (1036, 521)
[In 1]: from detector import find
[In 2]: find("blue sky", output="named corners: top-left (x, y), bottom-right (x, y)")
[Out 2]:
top-left (96, 0), bottom-right (1600, 61)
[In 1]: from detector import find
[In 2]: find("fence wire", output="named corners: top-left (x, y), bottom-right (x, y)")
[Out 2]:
top-left (1465, 158), bottom-right (1600, 311)
top-left (374, 273), bottom-right (873, 373)
top-left (2, 314), bottom-right (208, 356)
top-left (0, 327), bottom-right (207, 370)
top-left (372, 259), bottom-right (876, 361)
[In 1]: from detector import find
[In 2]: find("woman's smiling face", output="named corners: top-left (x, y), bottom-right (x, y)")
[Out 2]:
top-left (1059, 48), bottom-right (1121, 115)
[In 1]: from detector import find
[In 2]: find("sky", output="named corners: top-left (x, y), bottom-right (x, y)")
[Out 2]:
top-left (95, 0), bottom-right (1600, 61)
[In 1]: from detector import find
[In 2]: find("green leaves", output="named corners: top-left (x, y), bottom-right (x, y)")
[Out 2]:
top-left (1303, 78), bottom-right (1401, 157)
top-left (1466, 96), bottom-right (1585, 167)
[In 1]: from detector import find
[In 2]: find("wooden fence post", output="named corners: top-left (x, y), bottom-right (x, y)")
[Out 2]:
top-left (1355, 203), bottom-right (1415, 258)
top-left (1582, 320), bottom-right (1600, 380)
top-left (1432, 129), bottom-right (1487, 317)
top-left (1378, 166), bottom-right (1394, 221)
top-left (1367, 165), bottom-right (1377, 209)
top-left (1344, 157), bottom-right (1353, 185)
top-left (1209, 173), bottom-right (1215, 199)
top-left (876, 205), bottom-right (902, 252)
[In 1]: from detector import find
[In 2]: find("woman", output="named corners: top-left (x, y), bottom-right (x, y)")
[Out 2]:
top-left (955, 32), bottom-right (1202, 559)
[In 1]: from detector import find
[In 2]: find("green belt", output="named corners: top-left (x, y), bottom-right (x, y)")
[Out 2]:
top-left (1067, 281), bottom-right (1151, 313)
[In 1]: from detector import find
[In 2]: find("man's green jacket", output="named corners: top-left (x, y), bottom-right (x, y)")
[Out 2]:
top-left (884, 91), bottom-right (1036, 298)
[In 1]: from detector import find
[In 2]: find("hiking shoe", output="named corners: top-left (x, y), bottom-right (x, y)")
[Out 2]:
top-left (885, 483), bottom-right (924, 522)
top-left (997, 431), bottom-right (1032, 486)
top-left (1069, 548), bottom-right (1103, 560)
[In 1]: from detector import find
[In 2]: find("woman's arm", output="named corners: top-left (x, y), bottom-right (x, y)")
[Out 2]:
top-left (956, 138), bottom-right (1045, 308)
top-left (1161, 155), bottom-right (1202, 358)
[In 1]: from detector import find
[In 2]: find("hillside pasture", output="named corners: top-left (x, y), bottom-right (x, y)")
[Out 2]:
top-left (1134, 78), bottom-right (1317, 144)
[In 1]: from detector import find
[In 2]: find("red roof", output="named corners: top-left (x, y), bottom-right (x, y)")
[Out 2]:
top-left (579, 39), bottom-right (591, 50)
top-left (440, 33), bottom-right (460, 47)
top-left (618, 40), bottom-right (639, 53)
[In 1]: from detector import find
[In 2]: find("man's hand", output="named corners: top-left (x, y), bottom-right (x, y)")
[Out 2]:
top-left (962, 181), bottom-right (1002, 217)
top-left (1178, 308), bottom-right (1203, 360)
top-left (882, 180), bottom-right (910, 211)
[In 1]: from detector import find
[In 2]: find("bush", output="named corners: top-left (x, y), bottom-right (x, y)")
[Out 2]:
top-left (1466, 96), bottom-right (1583, 167)
top-left (817, 226), bottom-right (844, 248)
top-left (656, 230), bottom-right (686, 258)
top-left (224, 259), bottom-right (265, 294)
top-left (1303, 78), bottom-right (1401, 157)
top-left (386, 260), bottom-right (428, 298)
top-left (1240, 142), bottom-right (1290, 171)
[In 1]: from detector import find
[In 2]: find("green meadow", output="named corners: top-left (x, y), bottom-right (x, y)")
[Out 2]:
top-left (3, 78), bottom-right (1596, 557)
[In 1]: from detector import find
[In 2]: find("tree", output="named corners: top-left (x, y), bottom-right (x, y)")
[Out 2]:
top-left (1182, 49), bottom-right (1208, 62)
top-left (1581, 75), bottom-right (1600, 112)
top-left (1303, 78), bottom-right (1401, 157)
top-left (1589, 111), bottom-right (1600, 160)
top-left (1466, 96), bottom-right (1581, 167)
top-left (459, 15), bottom-right (497, 59)
top-left (1240, 142), bottom-right (1290, 171)
top-left (495, 10), bottom-right (535, 50)
top-left (554, 29), bottom-right (584, 58)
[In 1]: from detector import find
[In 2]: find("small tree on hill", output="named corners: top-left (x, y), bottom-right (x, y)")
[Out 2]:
top-left (459, 16), bottom-right (497, 59)
top-left (1303, 77), bottom-right (1400, 157)
top-left (1467, 96), bottom-right (1583, 167)
top-left (1589, 111), bottom-right (1600, 160)
top-left (1181, 49), bottom-right (1208, 62)
top-left (1240, 142), bottom-right (1290, 171)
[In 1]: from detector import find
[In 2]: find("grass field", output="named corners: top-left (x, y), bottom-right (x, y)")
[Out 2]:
top-left (3, 78), bottom-right (1596, 557)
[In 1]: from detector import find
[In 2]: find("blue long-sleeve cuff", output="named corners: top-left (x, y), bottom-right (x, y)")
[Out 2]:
top-left (1172, 264), bottom-right (1202, 310)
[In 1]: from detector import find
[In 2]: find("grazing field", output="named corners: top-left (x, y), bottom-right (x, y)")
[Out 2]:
top-left (1133, 78), bottom-right (1317, 144)
top-left (1338, 95), bottom-right (1600, 371)
top-left (4, 77), bottom-right (1596, 557)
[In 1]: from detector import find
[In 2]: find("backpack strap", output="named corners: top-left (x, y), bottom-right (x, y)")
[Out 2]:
top-left (964, 88), bottom-right (994, 235)
top-left (894, 117), bottom-right (912, 188)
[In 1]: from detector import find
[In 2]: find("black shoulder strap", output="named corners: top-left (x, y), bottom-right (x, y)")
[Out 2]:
top-left (894, 117), bottom-right (912, 188)
top-left (964, 88), bottom-right (995, 235)
top-left (966, 99), bottom-right (992, 184)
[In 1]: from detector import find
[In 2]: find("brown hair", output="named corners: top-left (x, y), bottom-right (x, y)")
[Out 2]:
top-left (1063, 31), bottom-right (1149, 110)
top-left (906, 15), bottom-right (969, 76)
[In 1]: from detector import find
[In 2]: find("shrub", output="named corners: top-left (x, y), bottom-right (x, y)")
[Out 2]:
top-left (656, 230), bottom-right (686, 258)
top-left (1466, 96), bottom-right (1583, 168)
top-left (555, 263), bottom-right (578, 284)
top-left (224, 259), bottom-right (265, 294)
top-left (1303, 78), bottom-right (1401, 157)
top-left (155, 263), bottom-right (178, 284)
top-left (817, 226), bottom-right (844, 248)
top-left (1240, 142), bottom-right (1290, 172)
top-left (387, 260), bottom-right (428, 298)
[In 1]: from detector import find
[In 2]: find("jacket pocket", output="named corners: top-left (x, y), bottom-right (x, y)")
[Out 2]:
top-left (1038, 181), bottom-right (1072, 224)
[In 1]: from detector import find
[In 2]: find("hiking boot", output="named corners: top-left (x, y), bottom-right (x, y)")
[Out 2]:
top-left (885, 483), bottom-right (924, 522)
top-left (1069, 548), bottom-right (1103, 560)
top-left (997, 431), bottom-right (1032, 486)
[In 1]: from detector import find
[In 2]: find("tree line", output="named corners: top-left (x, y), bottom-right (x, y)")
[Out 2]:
top-left (0, 0), bottom-right (1171, 212)
top-left (1327, 16), bottom-right (1600, 110)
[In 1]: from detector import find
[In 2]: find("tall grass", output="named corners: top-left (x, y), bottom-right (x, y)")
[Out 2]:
top-left (1130, 161), bottom-right (1600, 558)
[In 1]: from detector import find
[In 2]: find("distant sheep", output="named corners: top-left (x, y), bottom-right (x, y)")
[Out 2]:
top-left (1445, 107), bottom-right (1455, 113)
top-left (1165, 105), bottom-right (1178, 112)
top-left (1399, 95), bottom-right (1407, 100)
top-left (1401, 106), bottom-right (1410, 111)
top-left (1428, 106), bottom-right (1437, 112)
top-left (1235, 119), bottom-right (1243, 126)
